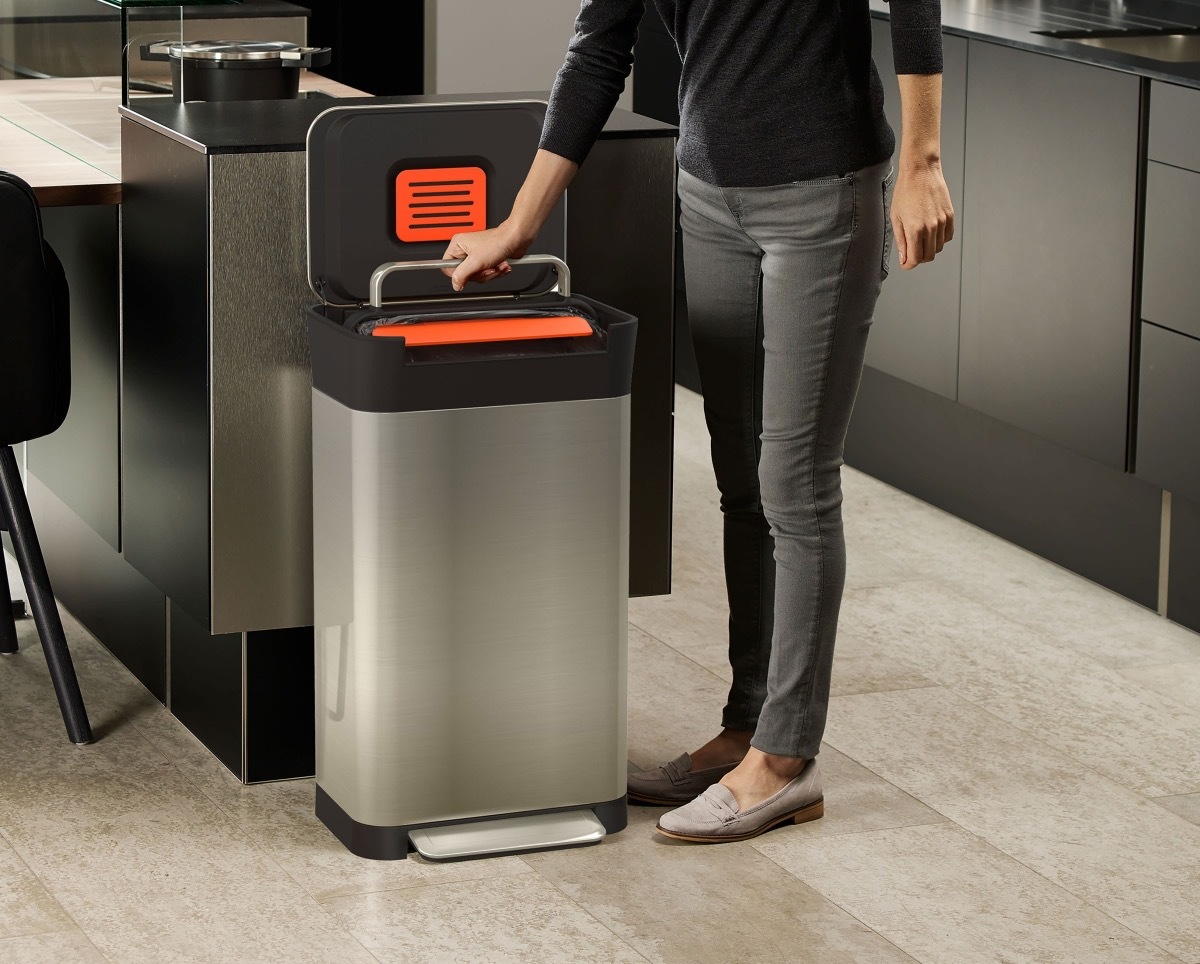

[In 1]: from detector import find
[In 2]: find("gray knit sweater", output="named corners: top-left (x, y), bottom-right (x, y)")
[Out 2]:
top-left (539, 0), bottom-right (943, 186)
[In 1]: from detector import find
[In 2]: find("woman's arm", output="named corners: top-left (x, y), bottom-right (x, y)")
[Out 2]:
top-left (892, 73), bottom-right (954, 268)
top-left (886, 0), bottom-right (954, 268)
top-left (443, 149), bottom-right (579, 291)
top-left (443, 0), bottom-right (644, 289)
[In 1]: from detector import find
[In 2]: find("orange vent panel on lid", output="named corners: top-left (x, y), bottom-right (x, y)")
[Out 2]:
top-left (394, 166), bottom-right (487, 242)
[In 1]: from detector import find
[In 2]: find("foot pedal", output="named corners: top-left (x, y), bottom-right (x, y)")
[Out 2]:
top-left (10, 600), bottom-right (26, 619)
top-left (408, 810), bottom-right (606, 861)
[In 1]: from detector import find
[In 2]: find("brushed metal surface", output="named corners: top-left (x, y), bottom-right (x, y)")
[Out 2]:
top-left (959, 40), bottom-right (1140, 470)
top-left (568, 135), bottom-right (675, 597)
top-left (209, 150), bottom-right (315, 635)
top-left (314, 392), bottom-right (630, 828)
top-left (865, 25), bottom-right (967, 400)
top-left (408, 810), bottom-right (605, 860)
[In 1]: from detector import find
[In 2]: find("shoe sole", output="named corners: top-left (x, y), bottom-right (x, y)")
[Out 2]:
top-left (653, 797), bottom-right (824, 843)
top-left (627, 789), bottom-right (695, 807)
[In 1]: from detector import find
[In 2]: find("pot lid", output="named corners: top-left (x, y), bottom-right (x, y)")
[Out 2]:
top-left (164, 40), bottom-right (306, 61)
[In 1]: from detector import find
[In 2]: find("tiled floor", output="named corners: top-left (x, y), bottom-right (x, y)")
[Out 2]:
top-left (4, 385), bottom-right (1200, 963)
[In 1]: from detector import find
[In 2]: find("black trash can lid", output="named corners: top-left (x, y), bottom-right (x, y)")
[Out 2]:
top-left (306, 101), bottom-right (566, 308)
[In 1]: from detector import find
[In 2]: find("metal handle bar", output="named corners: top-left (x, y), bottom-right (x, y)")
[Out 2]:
top-left (368, 254), bottom-right (570, 309)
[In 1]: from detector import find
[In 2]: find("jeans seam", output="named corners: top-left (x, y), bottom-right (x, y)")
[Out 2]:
top-left (789, 177), bottom-right (857, 755)
top-left (738, 264), bottom-right (766, 732)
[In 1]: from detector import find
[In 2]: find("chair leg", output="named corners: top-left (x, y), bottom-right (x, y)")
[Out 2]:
top-left (0, 543), bottom-right (17, 655)
top-left (0, 446), bottom-right (92, 744)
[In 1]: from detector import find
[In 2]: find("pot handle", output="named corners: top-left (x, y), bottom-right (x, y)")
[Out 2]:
top-left (138, 41), bottom-right (173, 63)
top-left (279, 46), bottom-right (333, 69)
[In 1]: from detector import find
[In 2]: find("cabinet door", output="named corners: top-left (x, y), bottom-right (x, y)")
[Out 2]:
top-left (1136, 323), bottom-right (1200, 505)
top-left (865, 20), bottom-right (967, 400)
top-left (27, 205), bottom-right (121, 551)
top-left (1148, 80), bottom-right (1200, 172)
top-left (959, 41), bottom-right (1141, 470)
top-left (1142, 161), bottom-right (1200, 341)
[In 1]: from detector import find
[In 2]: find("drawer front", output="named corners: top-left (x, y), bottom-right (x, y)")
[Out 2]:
top-left (1149, 81), bottom-right (1200, 171)
top-left (1142, 161), bottom-right (1200, 341)
top-left (1137, 323), bottom-right (1200, 504)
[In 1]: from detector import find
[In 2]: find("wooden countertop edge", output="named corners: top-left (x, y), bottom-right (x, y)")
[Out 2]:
top-left (36, 181), bottom-right (123, 207)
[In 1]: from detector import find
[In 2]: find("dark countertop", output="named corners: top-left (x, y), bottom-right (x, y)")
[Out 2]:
top-left (870, 0), bottom-right (1200, 88)
top-left (1, 0), bottom-right (310, 24)
top-left (117, 91), bottom-right (678, 154)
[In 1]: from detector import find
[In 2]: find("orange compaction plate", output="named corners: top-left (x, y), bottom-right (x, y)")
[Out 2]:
top-left (370, 315), bottom-right (594, 346)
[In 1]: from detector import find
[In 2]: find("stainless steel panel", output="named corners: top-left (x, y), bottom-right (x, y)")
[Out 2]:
top-left (959, 40), bottom-right (1140, 470)
top-left (1149, 80), bottom-right (1200, 171)
top-left (209, 150), bottom-right (314, 635)
top-left (408, 810), bottom-right (605, 860)
top-left (865, 24), bottom-right (967, 400)
top-left (314, 392), bottom-right (630, 828)
top-left (1142, 161), bottom-right (1200, 341)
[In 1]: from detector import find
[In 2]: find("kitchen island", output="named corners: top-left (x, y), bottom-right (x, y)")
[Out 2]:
top-left (16, 87), bottom-right (678, 783)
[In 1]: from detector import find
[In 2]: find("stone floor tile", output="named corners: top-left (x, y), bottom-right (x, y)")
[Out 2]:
top-left (523, 806), bottom-right (917, 964)
top-left (323, 872), bottom-right (648, 964)
top-left (756, 821), bottom-right (1180, 964)
top-left (0, 930), bottom-right (107, 964)
top-left (825, 685), bottom-right (1200, 961)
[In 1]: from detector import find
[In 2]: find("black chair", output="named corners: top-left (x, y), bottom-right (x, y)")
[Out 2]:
top-left (0, 170), bottom-right (92, 745)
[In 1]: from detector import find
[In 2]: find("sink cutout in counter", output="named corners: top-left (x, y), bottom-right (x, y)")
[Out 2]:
top-left (1034, 25), bottom-right (1200, 62)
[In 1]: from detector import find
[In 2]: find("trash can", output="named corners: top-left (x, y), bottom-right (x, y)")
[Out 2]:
top-left (305, 102), bottom-right (637, 861)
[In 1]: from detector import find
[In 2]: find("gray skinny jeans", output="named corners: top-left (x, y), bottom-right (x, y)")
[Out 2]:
top-left (677, 159), bottom-right (892, 760)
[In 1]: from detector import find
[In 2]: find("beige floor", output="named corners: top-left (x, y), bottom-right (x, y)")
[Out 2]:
top-left (3, 385), bottom-right (1200, 964)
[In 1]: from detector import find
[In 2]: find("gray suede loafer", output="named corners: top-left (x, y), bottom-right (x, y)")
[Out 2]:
top-left (655, 757), bottom-right (823, 842)
top-left (627, 752), bottom-right (740, 806)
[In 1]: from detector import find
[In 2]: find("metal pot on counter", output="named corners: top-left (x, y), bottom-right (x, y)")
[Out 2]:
top-left (138, 40), bottom-right (333, 103)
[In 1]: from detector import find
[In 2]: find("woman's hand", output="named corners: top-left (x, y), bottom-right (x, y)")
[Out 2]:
top-left (890, 160), bottom-right (954, 269)
top-left (441, 220), bottom-right (532, 291)
top-left (440, 149), bottom-right (579, 291)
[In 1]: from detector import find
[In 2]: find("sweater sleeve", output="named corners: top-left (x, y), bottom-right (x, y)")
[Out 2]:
top-left (538, 0), bottom-right (647, 165)
top-left (884, 0), bottom-right (943, 74)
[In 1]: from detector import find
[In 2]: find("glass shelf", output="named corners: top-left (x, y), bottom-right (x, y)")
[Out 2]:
top-left (94, 0), bottom-right (240, 8)
top-left (92, 0), bottom-right (243, 104)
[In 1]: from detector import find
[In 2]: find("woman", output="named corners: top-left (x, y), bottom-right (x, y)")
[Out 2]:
top-left (442, 0), bottom-right (954, 844)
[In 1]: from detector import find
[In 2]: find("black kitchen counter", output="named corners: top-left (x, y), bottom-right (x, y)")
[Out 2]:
top-left (870, 0), bottom-right (1200, 88)
top-left (118, 92), bottom-right (677, 155)
top-left (1, 0), bottom-right (310, 24)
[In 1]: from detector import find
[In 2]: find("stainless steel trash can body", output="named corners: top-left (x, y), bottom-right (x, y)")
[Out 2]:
top-left (312, 392), bottom-right (630, 832)
top-left (306, 102), bottom-right (636, 860)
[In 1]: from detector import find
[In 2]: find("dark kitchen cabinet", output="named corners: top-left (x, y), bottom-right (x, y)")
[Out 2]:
top-left (865, 21), bottom-right (967, 400)
top-left (1142, 162), bottom-right (1200, 342)
top-left (1144, 81), bottom-right (1200, 345)
top-left (1136, 323), bottom-right (1200, 505)
top-left (1168, 494), bottom-right (1200, 635)
top-left (1148, 80), bottom-right (1200, 173)
top-left (958, 40), bottom-right (1141, 471)
top-left (26, 205), bottom-right (121, 551)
